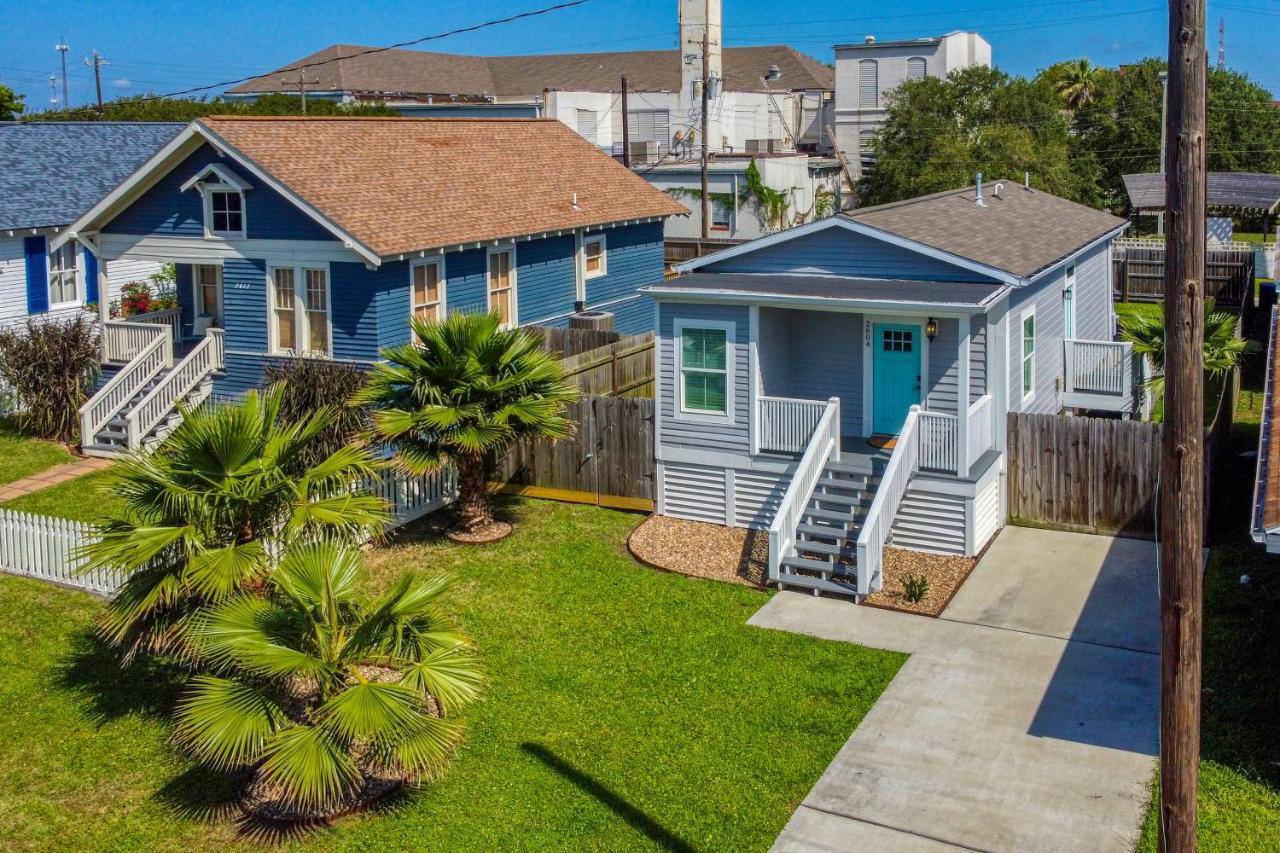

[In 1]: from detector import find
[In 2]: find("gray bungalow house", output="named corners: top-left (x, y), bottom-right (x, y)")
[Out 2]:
top-left (642, 177), bottom-right (1134, 599)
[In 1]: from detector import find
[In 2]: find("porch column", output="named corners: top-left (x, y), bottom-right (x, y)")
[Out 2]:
top-left (97, 255), bottom-right (110, 361)
top-left (957, 314), bottom-right (971, 476)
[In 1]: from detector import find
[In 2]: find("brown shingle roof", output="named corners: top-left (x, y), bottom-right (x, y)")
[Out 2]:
top-left (227, 45), bottom-right (833, 97)
top-left (848, 182), bottom-right (1128, 279)
top-left (198, 116), bottom-right (685, 258)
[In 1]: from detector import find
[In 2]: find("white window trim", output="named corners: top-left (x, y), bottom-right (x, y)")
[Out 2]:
top-left (409, 257), bottom-right (447, 323)
top-left (582, 233), bottom-right (607, 280)
top-left (1020, 307), bottom-right (1036, 404)
top-left (201, 184), bottom-right (247, 240)
top-left (906, 56), bottom-right (928, 81)
top-left (858, 59), bottom-right (879, 108)
top-left (1063, 263), bottom-right (1077, 340)
top-left (47, 242), bottom-right (81, 309)
top-left (267, 262), bottom-right (332, 357)
top-left (674, 318), bottom-right (736, 425)
top-left (486, 244), bottom-right (518, 329)
top-left (192, 263), bottom-right (224, 326)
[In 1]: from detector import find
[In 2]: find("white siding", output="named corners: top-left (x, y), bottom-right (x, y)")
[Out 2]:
top-left (733, 469), bottom-right (787, 528)
top-left (661, 462), bottom-right (727, 524)
top-left (0, 235), bottom-right (159, 329)
top-left (973, 472), bottom-right (1001, 552)
top-left (890, 488), bottom-right (966, 555)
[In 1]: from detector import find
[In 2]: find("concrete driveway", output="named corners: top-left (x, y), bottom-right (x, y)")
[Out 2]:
top-left (750, 526), bottom-right (1159, 852)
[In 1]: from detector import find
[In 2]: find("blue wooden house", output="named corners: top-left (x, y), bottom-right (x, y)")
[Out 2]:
top-left (0, 121), bottom-right (182, 329)
top-left (58, 116), bottom-right (683, 455)
top-left (641, 177), bottom-right (1136, 599)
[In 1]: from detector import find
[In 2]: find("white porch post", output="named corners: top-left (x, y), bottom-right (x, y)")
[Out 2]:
top-left (97, 256), bottom-right (110, 361)
top-left (957, 314), bottom-right (971, 476)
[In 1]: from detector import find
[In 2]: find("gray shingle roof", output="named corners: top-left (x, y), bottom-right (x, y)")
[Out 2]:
top-left (1123, 171), bottom-right (1280, 213)
top-left (228, 44), bottom-right (834, 97)
top-left (645, 271), bottom-right (1008, 307)
top-left (0, 122), bottom-right (183, 231)
top-left (848, 181), bottom-right (1128, 280)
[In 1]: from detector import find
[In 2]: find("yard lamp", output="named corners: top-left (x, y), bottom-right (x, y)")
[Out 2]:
top-left (925, 318), bottom-right (938, 341)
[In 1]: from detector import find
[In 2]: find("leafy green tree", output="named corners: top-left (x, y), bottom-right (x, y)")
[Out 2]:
top-left (1051, 59), bottom-right (1101, 110)
top-left (0, 84), bottom-right (23, 120)
top-left (83, 386), bottom-right (387, 661)
top-left (24, 93), bottom-right (397, 122)
top-left (174, 540), bottom-right (482, 816)
top-left (860, 66), bottom-right (1099, 206)
top-left (357, 312), bottom-right (578, 535)
top-left (1206, 67), bottom-right (1280, 176)
top-left (1119, 300), bottom-right (1258, 400)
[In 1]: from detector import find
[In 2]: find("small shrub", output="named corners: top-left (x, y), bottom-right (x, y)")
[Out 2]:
top-left (0, 315), bottom-right (100, 442)
top-left (117, 265), bottom-right (178, 317)
top-left (901, 572), bottom-right (931, 603)
top-left (264, 357), bottom-right (368, 467)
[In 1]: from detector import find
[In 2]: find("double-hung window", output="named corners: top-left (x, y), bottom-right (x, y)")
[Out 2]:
top-left (678, 323), bottom-right (732, 417)
top-left (207, 189), bottom-right (244, 237)
top-left (1021, 310), bottom-right (1036, 401)
top-left (411, 259), bottom-right (445, 323)
top-left (487, 248), bottom-right (515, 328)
top-left (47, 243), bottom-right (79, 306)
top-left (195, 264), bottom-right (222, 324)
top-left (583, 235), bottom-right (606, 279)
top-left (270, 265), bottom-right (330, 356)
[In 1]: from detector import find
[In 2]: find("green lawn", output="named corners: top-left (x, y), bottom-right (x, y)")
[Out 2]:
top-left (0, 418), bottom-right (74, 486)
top-left (0, 498), bottom-right (904, 851)
top-left (1136, 343), bottom-right (1280, 849)
top-left (1, 467), bottom-right (126, 521)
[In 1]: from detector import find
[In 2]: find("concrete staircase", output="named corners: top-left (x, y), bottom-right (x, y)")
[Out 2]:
top-left (777, 458), bottom-right (880, 597)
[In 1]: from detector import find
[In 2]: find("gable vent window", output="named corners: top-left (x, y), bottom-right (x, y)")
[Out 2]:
top-left (859, 60), bottom-right (878, 108)
top-left (906, 57), bottom-right (927, 81)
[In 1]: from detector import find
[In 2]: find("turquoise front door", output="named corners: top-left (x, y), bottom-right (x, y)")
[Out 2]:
top-left (872, 323), bottom-right (922, 435)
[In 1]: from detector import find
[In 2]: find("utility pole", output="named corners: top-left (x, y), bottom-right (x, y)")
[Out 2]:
top-left (1217, 17), bottom-right (1225, 71)
top-left (1158, 70), bottom-right (1169, 237)
top-left (621, 76), bottom-right (631, 167)
top-left (85, 50), bottom-right (107, 117)
top-left (1159, 0), bottom-right (1207, 848)
top-left (55, 39), bottom-right (69, 109)
top-left (699, 16), bottom-right (710, 239)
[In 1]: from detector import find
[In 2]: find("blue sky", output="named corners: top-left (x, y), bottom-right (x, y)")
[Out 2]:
top-left (2, 0), bottom-right (1276, 110)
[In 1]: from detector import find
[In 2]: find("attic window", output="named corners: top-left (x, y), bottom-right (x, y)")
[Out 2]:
top-left (209, 191), bottom-right (243, 236)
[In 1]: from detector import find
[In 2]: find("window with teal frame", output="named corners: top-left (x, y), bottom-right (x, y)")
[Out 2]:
top-left (681, 327), bottom-right (728, 414)
top-left (1021, 311), bottom-right (1036, 399)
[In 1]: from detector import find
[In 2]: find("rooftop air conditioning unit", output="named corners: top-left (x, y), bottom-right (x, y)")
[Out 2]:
top-left (629, 140), bottom-right (659, 164)
top-left (745, 138), bottom-right (787, 154)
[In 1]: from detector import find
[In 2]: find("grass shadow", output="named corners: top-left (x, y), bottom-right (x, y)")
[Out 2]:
top-left (54, 628), bottom-right (186, 723)
top-left (521, 742), bottom-right (697, 853)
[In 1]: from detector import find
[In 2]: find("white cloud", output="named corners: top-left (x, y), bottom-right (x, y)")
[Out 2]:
top-left (110, 78), bottom-right (132, 89)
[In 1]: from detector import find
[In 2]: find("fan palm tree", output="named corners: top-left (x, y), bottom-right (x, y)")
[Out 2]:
top-left (1119, 299), bottom-right (1258, 400)
top-left (82, 385), bottom-right (388, 661)
top-left (1054, 59), bottom-right (1099, 110)
top-left (356, 311), bottom-right (578, 535)
top-left (174, 541), bottom-right (483, 817)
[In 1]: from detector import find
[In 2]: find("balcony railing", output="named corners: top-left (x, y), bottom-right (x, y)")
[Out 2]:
top-left (757, 396), bottom-right (829, 454)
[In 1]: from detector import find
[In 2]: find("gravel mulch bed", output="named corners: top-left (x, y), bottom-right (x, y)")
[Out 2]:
top-left (628, 515), bottom-right (768, 588)
top-left (445, 520), bottom-right (513, 544)
top-left (863, 546), bottom-right (980, 616)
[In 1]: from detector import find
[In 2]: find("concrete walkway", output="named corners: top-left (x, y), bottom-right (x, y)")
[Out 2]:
top-left (751, 527), bottom-right (1159, 852)
top-left (0, 456), bottom-right (113, 502)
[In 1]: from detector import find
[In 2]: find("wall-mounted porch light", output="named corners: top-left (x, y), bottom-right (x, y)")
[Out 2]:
top-left (925, 317), bottom-right (938, 341)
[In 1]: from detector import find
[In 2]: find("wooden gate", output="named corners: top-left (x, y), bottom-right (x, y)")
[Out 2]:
top-left (491, 395), bottom-right (655, 511)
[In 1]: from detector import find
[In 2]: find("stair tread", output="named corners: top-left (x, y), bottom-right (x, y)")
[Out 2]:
top-left (808, 491), bottom-right (868, 507)
top-left (797, 522), bottom-right (847, 538)
top-left (794, 539), bottom-right (853, 557)
top-left (781, 554), bottom-right (834, 572)
top-left (804, 507), bottom-right (858, 523)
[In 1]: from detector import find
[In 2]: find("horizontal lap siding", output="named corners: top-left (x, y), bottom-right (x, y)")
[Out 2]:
top-left (0, 237), bottom-right (157, 327)
top-left (222, 256), bottom-right (267, 354)
top-left (375, 260), bottom-right (412, 351)
top-left (703, 227), bottom-right (996, 282)
top-left (661, 462), bottom-right (727, 524)
top-left (1009, 269), bottom-right (1066, 414)
top-left (757, 308), bottom-right (792, 396)
top-left (927, 317), bottom-right (960, 415)
top-left (516, 235), bottom-right (576, 325)
top-left (657, 302), bottom-right (750, 454)
top-left (784, 310), bottom-right (863, 434)
top-left (585, 221), bottom-right (664, 309)
top-left (1072, 242), bottom-right (1112, 342)
top-left (970, 321), bottom-right (987, 403)
top-left (330, 261), bottom-right (386, 361)
top-left (604, 293), bottom-right (654, 335)
top-left (444, 248), bottom-right (487, 316)
top-left (733, 469), bottom-right (787, 528)
top-left (102, 143), bottom-right (331, 240)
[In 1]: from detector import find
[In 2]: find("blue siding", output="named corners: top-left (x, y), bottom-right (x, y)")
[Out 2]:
top-left (102, 143), bottom-right (333, 241)
top-left (657, 302), bottom-right (751, 454)
top-left (606, 293), bottom-right (655, 335)
top-left (703, 226), bottom-right (999, 284)
top-left (444, 248), bottom-right (488, 317)
top-left (330, 261), bottom-right (384, 361)
top-left (584, 221), bottom-right (665, 307)
top-left (24, 235), bottom-right (47, 314)
top-left (516, 235), bottom-right (576, 324)
top-left (375, 261), bottom-right (412, 350)
top-left (222, 256), bottom-right (267, 354)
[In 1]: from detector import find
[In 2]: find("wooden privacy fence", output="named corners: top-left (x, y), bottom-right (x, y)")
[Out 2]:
top-left (0, 468), bottom-right (459, 598)
top-left (1007, 413), bottom-right (1163, 537)
top-left (529, 325), bottom-right (621, 358)
top-left (558, 332), bottom-right (655, 398)
top-left (1113, 241), bottom-right (1255, 306)
top-left (491, 394), bottom-right (655, 511)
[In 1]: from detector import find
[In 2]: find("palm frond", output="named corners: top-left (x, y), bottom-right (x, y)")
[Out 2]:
top-left (316, 680), bottom-right (426, 745)
top-left (397, 644), bottom-right (485, 714)
top-left (256, 724), bottom-right (361, 811)
top-left (173, 675), bottom-right (288, 770)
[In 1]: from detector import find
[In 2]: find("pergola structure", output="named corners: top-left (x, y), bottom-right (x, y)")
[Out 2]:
top-left (1123, 171), bottom-right (1280, 236)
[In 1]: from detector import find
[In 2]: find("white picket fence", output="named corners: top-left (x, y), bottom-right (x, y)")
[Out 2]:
top-left (0, 467), bottom-right (459, 598)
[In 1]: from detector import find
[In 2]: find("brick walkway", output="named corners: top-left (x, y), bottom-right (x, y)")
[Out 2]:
top-left (0, 456), bottom-right (114, 502)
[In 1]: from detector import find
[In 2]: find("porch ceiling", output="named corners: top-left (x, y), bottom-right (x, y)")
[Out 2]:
top-left (647, 272), bottom-right (1008, 310)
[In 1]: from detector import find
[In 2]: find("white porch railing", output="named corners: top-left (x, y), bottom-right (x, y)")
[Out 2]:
top-left (1064, 339), bottom-right (1133, 397)
top-left (125, 334), bottom-right (218, 449)
top-left (766, 397), bottom-right (840, 583)
top-left (206, 327), bottom-right (225, 371)
top-left (102, 317), bottom-right (172, 364)
top-left (916, 410), bottom-right (958, 474)
top-left (125, 307), bottom-right (182, 345)
top-left (757, 396), bottom-right (828, 454)
top-left (79, 332), bottom-right (172, 443)
top-left (966, 394), bottom-right (995, 471)
top-left (856, 405), bottom-right (921, 596)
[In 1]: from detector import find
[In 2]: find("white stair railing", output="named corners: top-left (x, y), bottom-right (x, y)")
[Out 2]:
top-left (757, 396), bottom-right (828, 454)
top-left (856, 406), bottom-right (922, 596)
top-left (766, 397), bottom-right (840, 584)
top-left (79, 331), bottom-right (171, 444)
top-left (124, 334), bottom-right (218, 449)
top-left (965, 394), bottom-right (995, 472)
top-left (102, 318), bottom-right (172, 364)
top-left (124, 307), bottom-right (182, 345)
top-left (206, 327), bottom-right (225, 371)
top-left (917, 410), bottom-right (959, 474)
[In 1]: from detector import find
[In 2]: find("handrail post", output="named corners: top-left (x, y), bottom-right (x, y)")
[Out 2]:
top-left (828, 397), bottom-right (841, 463)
